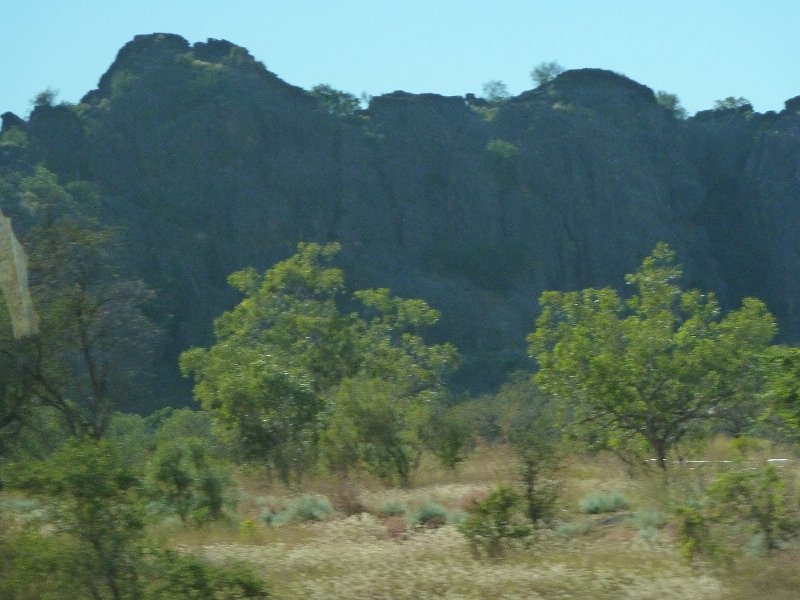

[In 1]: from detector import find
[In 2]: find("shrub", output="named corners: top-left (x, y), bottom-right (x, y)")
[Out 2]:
top-left (411, 501), bottom-right (449, 528)
top-left (146, 438), bottom-right (235, 525)
top-left (146, 549), bottom-right (269, 598)
top-left (378, 498), bottom-right (407, 517)
top-left (459, 484), bottom-right (531, 558)
top-left (676, 464), bottom-right (798, 563)
top-left (579, 490), bottom-right (629, 514)
top-left (262, 495), bottom-right (333, 526)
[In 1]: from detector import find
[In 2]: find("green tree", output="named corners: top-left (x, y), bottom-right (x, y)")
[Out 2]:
top-left (309, 83), bottom-right (361, 116)
top-left (4, 439), bottom-right (146, 599)
top-left (528, 243), bottom-right (777, 469)
top-left (530, 61), bottom-right (564, 86)
top-left (180, 242), bottom-right (458, 483)
top-left (321, 377), bottom-right (421, 486)
top-left (655, 90), bottom-right (688, 119)
top-left (0, 168), bottom-right (159, 439)
top-left (761, 345), bottom-right (800, 439)
top-left (713, 96), bottom-right (751, 111)
top-left (481, 80), bottom-right (510, 104)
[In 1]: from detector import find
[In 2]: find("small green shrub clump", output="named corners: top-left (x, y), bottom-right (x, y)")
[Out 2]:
top-left (458, 484), bottom-right (531, 558)
top-left (630, 510), bottom-right (669, 541)
top-left (411, 501), bottom-right (449, 528)
top-left (579, 490), bottom-right (629, 514)
top-left (261, 495), bottom-right (333, 526)
top-left (378, 498), bottom-right (407, 517)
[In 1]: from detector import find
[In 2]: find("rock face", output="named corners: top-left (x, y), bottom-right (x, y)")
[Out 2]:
top-left (3, 34), bottom-right (800, 402)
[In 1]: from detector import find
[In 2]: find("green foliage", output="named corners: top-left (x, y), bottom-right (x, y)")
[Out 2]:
top-left (497, 376), bottom-right (562, 524)
top-left (762, 345), bottom-right (800, 439)
top-left (378, 498), bottom-right (408, 517)
top-left (714, 96), bottom-right (752, 110)
top-left (107, 412), bottom-right (152, 468)
top-left (411, 501), bottom-right (449, 528)
top-left (676, 464), bottom-right (797, 563)
top-left (145, 549), bottom-right (269, 599)
top-left (32, 87), bottom-right (58, 107)
top-left (322, 377), bottom-right (421, 486)
top-left (1, 435), bottom-right (265, 598)
top-left (146, 438), bottom-right (234, 525)
top-left (0, 527), bottom-right (95, 599)
top-left (485, 139), bottom-right (519, 189)
top-left (0, 167), bottom-right (158, 440)
top-left (470, 105), bottom-right (499, 122)
top-left (459, 484), bottom-right (531, 558)
top-left (485, 139), bottom-right (518, 161)
top-left (3, 438), bottom-right (146, 598)
top-left (578, 490), bottom-right (629, 514)
top-left (0, 126), bottom-right (27, 147)
top-left (530, 61), bottom-right (564, 86)
top-left (481, 80), bottom-right (510, 104)
top-left (309, 83), bottom-right (361, 116)
top-left (655, 90), bottom-right (688, 119)
top-left (421, 403), bottom-right (474, 469)
top-left (181, 242), bottom-right (458, 483)
top-left (529, 242), bottom-right (777, 469)
top-left (261, 494), bottom-right (333, 526)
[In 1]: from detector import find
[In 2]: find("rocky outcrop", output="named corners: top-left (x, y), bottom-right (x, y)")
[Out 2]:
top-left (4, 34), bottom-right (800, 402)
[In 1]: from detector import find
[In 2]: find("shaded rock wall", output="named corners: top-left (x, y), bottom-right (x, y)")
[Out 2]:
top-left (4, 34), bottom-right (800, 402)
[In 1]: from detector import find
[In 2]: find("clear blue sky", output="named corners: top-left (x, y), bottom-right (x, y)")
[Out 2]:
top-left (3, 0), bottom-right (799, 118)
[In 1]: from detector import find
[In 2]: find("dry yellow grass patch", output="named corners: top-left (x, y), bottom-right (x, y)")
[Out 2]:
top-left (198, 517), bottom-right (723, 599)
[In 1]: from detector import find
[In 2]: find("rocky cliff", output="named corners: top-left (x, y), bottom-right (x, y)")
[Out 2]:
top-left (3, 34), bottom-right (799, 404)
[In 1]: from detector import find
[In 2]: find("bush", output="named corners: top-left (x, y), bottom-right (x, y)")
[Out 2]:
top-left (146, 438), bottom-right (235, 525)
top-left (676, 464), bottom-right (798, 563)
top-left (261, 495), bottom-right (333, 526)
top-left (146, 549), bottom-right (269, 598)
top-left (411, 501), bottom-right (449, 528)
top-left (579, 490), bottom-right (629, 514)
top-left (459, 484), bottom-right (531, 558)
top-left (378, 498), bottom-right (407, 517)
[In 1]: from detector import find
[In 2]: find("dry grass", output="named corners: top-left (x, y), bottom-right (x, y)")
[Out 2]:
top-left (198, 519), bottom-right (723, 599)
top-left (160, 443), bottom-right (800, 599)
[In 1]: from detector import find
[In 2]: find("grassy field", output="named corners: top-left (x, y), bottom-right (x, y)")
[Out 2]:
top-left (154, 443), bottom-right (800, 599)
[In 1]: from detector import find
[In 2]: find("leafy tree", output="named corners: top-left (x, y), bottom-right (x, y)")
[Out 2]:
top-left (713, 96), bottom-right (752, 111)
top-left (180, 242), bottom-right (458, 483)
top-left (322, 377), bottom-right (423, 486)
top-left (761, 345), bottom-right (800, 439)
top-left (309, 83), bottom-right (361, 116)
top-left (528, 243), bottom-right (777, 469)
top-left (655, 90), bottom-right (688, 119)
top-left (530, 61), bottom-right (564, 86)
top-left (0, 168), bottom-right (159, 439)
top-left (481, 80), bottom-right (510, 104)
top-left (32, 87), bottom-right (58, 108)
top-left (4, 438), bottom-right (146, 599)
